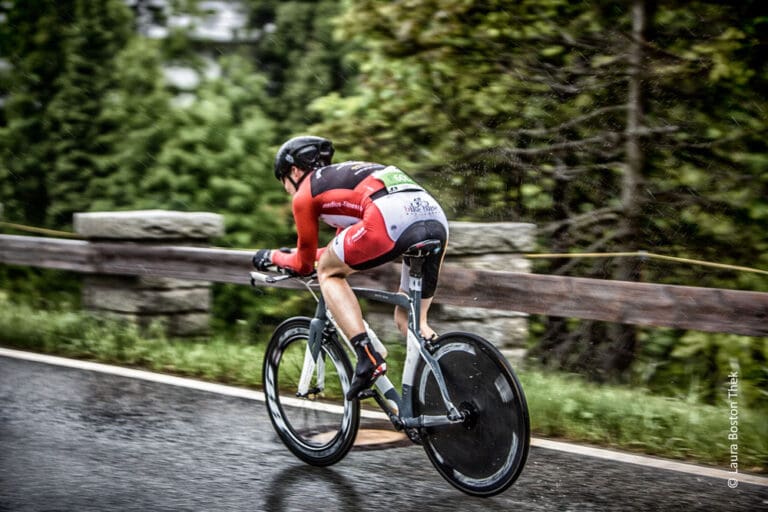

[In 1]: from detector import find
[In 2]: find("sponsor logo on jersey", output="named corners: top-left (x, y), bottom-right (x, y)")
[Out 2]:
top-left (322, 200), bottom-right (363, 213)
top-left (404, 197), bottom-right (439, 216)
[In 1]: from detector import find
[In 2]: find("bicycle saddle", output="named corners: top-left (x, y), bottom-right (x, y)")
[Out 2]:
top-left (403, 239), bottom-right (442, 258)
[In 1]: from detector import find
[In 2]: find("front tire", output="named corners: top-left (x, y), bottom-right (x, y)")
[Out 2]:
top-left (413, 332), bottom-right (530, 496)
top-left (263, 317), bottom-right (360, 466)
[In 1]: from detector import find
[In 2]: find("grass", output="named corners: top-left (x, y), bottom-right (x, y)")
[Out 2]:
top-left (0, 301), bottom-right (267, 387)
top-left (1, 300), bottom-right (765, 473)
top-left (520, 370), bottom-right (767, 473)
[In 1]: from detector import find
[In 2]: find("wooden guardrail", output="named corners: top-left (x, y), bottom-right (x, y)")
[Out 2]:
top-left (1, 234), bottom-right (766, 337)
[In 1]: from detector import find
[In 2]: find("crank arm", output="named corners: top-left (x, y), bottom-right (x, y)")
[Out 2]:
top-left (401, 413), bottom-right (466, 429)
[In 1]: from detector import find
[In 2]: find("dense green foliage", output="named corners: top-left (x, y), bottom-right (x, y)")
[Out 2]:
top-left (45, 1), bottom-right (134, 226)
top-left (0, 0), bottom-right (75, 226)
top-left (246, 0), bottom-right (354, 138)
top-left (308, 0), bottom-right (768, 382)
top-left (0, 1), bottom-right (765, 408)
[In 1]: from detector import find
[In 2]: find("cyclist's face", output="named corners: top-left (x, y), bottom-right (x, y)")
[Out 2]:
top-left (282, 167), bottom-right (301, 196)
top-left (281, 176), bottom-right (294, 195)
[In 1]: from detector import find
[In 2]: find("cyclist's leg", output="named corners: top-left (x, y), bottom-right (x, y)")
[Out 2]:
top-left (317, 204), bottom-right (396, 338)
top-left (320, 198), bottom-right (404, 337)
top-left (394, 219), bottom-right (449, 339)
top-left (316, 248), bottom-right (364, 339)
top-left (318, 225), bottom-right (389, 399)
top-left (394, 295), bottom-right (437, 339)
top-left (323, 196), bottom-right (447, 396)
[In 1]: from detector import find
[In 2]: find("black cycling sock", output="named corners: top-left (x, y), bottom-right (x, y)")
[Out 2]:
top-left (350, 332), bottom-right (368, 348)
top-left (346, 333), bottom-right (386, 400)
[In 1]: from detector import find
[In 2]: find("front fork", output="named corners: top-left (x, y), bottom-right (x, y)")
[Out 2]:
top-left (296, 317), bottom-right (326, 397)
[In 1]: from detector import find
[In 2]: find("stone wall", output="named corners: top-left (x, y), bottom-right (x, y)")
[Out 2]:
top-left (74, 210), bottom-right (224, 337)
top-left (71, 211), bottom-right (535, 348)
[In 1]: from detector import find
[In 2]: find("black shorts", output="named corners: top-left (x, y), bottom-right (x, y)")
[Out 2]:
top-left (353, 219), bottom-right (448, 299)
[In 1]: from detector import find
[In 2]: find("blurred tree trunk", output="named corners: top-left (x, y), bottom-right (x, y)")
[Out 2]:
top-left (602, 0), bottom-right (652, 379)
top-left (531, 163), bottom-right (571, 368)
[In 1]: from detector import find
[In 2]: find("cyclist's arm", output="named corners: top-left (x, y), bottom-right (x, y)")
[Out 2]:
top-left (271, 194), bottom-right (319, 275)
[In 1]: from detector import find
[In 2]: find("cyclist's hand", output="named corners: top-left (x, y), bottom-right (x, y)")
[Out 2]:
top-left (252, 249), bottom-right (273, 271)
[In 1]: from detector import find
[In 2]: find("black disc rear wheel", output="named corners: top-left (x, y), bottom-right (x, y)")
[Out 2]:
top-left (413, 332), bottom-right (530, 497)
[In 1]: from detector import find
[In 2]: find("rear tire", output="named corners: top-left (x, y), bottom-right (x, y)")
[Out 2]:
top-left (263, 317), bottom-right (360, 466)
top-left (413, 332), bottom-right (530, 496)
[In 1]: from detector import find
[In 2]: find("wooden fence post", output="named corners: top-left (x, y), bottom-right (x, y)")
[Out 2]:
top-left (74, 210), bottom-right (224, 336)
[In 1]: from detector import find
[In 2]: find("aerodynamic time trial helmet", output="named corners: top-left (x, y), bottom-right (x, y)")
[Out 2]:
top-left (274, 136), bottom-right (334, 182)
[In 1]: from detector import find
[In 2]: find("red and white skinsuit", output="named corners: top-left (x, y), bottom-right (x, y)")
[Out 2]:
top-left (271, 161), bottom-right (448, 297)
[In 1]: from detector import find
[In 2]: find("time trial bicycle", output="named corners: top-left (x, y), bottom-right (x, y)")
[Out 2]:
top-left (251, 239), bottom-right (530, 497)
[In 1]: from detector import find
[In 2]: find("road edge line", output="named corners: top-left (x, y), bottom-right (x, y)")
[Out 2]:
top-left (2, 347), bottom-right (765, 487)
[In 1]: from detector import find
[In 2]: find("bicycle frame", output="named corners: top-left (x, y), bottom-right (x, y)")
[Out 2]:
top-left (253, 270), bottom-right (464, 430)
top-left (255, 244), bottom-right (531, 496)
top-left (316, 286), bottom-right (464, 429)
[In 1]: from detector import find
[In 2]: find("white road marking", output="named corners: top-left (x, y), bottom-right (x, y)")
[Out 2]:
top-left (2, 347), bottom-right (765, 487)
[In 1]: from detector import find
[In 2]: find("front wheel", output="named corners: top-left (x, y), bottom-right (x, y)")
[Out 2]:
top-left (263, 317), bottom-right (360, 466)
top-left (413, 332), bottom-right (530, 497)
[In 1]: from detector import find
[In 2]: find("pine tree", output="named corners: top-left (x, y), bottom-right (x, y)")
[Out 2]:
top-left (88, 37), bottom-right (175, 212)
top-left (0, 1), bottom-right (75, 226)
top-left (45, 0), bottom-right (133, 227)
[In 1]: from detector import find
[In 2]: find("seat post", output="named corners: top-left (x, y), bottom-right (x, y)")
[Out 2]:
top-left (407, 256), bottom-right (424, 298)
top-left (407, 260), bottom-right (423, 338)
top-left (407, 255), bottom-right (425, 279)
top-left (403, 239), bottom-right (442, 280)
top-left (406, 255), bottom-right (427, 338)
top-left (402, 239), bottom-right (442, 338)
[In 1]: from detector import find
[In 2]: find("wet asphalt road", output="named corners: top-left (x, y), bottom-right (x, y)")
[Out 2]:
top-left (1, 356), bottom-right (766, 512)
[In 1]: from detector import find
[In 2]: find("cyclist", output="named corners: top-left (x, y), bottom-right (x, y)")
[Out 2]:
top-left (252, 136), bottom-right (449, 400)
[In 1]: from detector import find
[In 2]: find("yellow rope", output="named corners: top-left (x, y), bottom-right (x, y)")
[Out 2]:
top-left (2, 221), bottom-right (766, 275)
top-left (524, 251), bottom-right (768, 276)
top-left (0, 221), bottom-right (82, 239)
top-left (526, 252), bottom-right (642, 259)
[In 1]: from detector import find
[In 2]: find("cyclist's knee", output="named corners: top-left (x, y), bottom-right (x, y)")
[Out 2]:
top-left (317, 247), bottom-right (353, 282)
